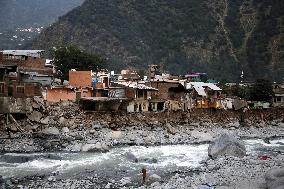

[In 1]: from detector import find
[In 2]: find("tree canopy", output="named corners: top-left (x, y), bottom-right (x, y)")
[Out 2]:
top-left (250, 79), bottom-right (274, 102)
top-left (52, 46), bottom-right (106, 81)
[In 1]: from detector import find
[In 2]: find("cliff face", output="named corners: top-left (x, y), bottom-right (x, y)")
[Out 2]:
top-left (31, 0), bottom-right (284, 81)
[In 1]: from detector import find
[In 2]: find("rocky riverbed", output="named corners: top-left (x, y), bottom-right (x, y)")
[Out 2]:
top-left (0, 102), bottom-right (284, 188)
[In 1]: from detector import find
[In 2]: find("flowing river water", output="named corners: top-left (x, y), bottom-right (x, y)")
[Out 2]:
top-left (0, 138), bottom-right (283, 183)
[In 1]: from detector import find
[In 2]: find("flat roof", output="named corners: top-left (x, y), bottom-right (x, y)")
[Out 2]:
top-left (1, 50), bottom-right (45, 57)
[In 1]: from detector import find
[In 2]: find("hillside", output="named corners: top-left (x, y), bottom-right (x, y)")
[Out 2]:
top-left (0, 0), bottom-right (83, 49)
top-left (31, 0), bottom-right (284, 81)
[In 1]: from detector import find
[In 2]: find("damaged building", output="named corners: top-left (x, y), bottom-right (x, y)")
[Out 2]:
top-left (46, 70), bottom-right (93, 102)
top-left (0, 65), bottom-right (42, 114)
top-left (272, 83), bottom-right (284, 107)
top-left (186, 82), bottom-right (222, 109)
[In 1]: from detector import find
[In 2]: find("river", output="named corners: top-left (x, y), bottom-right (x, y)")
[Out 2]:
top-left (0, 138), bottom-right (283, 185)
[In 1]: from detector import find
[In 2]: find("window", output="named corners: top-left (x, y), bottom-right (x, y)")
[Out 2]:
top-left (16, 86), bottom-right (25, 94)
top-left (0, 83), bottom-right (4, 93)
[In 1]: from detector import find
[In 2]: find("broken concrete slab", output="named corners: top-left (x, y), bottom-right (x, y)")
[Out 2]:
top-left (27, 111), bottom-right (43, 122)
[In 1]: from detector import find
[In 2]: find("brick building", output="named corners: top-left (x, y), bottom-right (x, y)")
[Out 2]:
top-left (0, 65), bottom-right (42, 98)
top-left (0, 50), bottom-right (53, 76)
top-left (69, 70), bottom-right (92, 88)
top-left (46, 70), bottom-right (93, 102)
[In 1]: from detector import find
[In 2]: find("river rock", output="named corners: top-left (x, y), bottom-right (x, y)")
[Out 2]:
top-left (191, 130), bottom-right (213, 142)
top-left (27, 111), bottom-right (43, 122)
top-left (92, 123), bottom-right (103, 130)
top-left (112, 131), bottom-right (122, 139)
top-left (208, 133), bottom-right (246, 159)
top-left (81, 142), bottom-right (109, 152)
top-left (166, 123), bottom-right (176, 135)
top-left (70, 143), bottom-right (82, 152)
top-left (119, 177), bottom-right (131, 186)
top-left (105, 183), bottom-right (112, 189)
top-left (227, 121), bottom-right (240, 128)
top-left (41, 127), bottom-right (60, 136)
top-left (265, 168), bottom-right (284, 189)
top-left (149, 174), bottom-right (161, 182)
top-left (62, 127), bottom-right (70, 133)
top-left (123, 152), bottom-right (138, 163)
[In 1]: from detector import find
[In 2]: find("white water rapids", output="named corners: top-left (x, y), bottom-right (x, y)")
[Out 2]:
top-left (0, 139), bottom-right (283, 179)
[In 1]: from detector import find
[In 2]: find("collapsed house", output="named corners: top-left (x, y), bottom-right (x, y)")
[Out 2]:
top-left (149, 80), bottom-right (191, 111)
top-left (113, 81), bottom-right (158, 112)
top-left (186, 82), bottom-right (222, 109)
top-left (0, 65), bottom-right (42, 114)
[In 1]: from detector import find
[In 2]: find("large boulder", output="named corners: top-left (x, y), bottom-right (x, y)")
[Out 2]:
top-left (265, 168), bottom-right (284, 189)
top-left (208, 133), bottom-right (246, 159)
top-left (123, 152), bottom-right (138, 163)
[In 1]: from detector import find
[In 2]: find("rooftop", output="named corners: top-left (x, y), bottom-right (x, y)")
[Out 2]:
top-left (1, 50), bottom-right (45, 57)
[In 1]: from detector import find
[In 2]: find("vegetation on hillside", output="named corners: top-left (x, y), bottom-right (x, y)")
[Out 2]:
top-left (31, 0), bottom-right (284, 82)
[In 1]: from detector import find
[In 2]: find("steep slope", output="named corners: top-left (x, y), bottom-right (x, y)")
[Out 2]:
top-left (31, 0), bottom-right (284, 81)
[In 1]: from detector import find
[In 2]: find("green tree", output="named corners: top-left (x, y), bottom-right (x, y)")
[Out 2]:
top-left (250, 79), bottom-right (274, 102)
top-left (234, 85), bottom-right (251, 100)
top-left (52, 46), bottom-right (106, 82)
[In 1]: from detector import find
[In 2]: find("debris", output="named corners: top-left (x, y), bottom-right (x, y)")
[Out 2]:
top-left (27, 111), bottom-right (43, 122)
top-left (41, 127), bottom-right (60, 136)
top-left (8, 114), bottom-right (24, 132)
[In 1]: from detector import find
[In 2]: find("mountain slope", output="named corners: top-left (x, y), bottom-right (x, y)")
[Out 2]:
top-left (31, 0), bottom-right (284, 81)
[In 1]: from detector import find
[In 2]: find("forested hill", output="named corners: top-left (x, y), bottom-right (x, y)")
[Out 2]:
top-left (31, 0), bottom-right (284, 81)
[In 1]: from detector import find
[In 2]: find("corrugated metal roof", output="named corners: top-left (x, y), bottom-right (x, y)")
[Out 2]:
top-left (186, 82), bottom-right (222, 96)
